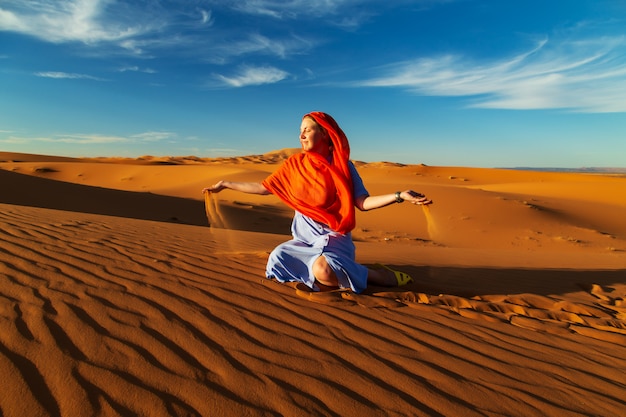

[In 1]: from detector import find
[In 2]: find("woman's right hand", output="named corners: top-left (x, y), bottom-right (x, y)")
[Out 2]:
top-left (202, 180), bottom-right (227, 194)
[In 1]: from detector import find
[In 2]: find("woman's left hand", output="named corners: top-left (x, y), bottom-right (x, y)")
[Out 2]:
top-left (400, 190), bottom-right (432, 205)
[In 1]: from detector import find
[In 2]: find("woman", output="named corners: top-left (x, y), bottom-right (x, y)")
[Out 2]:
top-left (202, 112), bottom-right (432, 293)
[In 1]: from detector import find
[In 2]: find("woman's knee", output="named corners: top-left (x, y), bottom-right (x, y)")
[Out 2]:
top-left (312, 256), bottom-right (337, 285)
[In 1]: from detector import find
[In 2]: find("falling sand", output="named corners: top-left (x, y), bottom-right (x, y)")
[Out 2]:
top-left (204, 190), bottom-right (226, 229)
top-left (421, 203), bottom-right (437, 241)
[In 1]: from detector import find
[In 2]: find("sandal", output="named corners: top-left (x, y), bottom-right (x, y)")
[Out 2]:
top-left (373, 264), bottom-right (414, 286)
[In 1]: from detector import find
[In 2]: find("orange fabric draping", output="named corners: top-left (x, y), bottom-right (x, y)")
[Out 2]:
top-left (262, 112), bottom-right (356, 234)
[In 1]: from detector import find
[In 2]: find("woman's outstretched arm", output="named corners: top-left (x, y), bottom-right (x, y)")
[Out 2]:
top-left (202, 181), bottom-right (270, 195)
top-left (355, 190), bottom-right (432, 211)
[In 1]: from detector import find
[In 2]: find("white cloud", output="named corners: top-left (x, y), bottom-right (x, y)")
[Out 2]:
top-left (0, 0), bottom-right (144, 44)
top-left (229, 0), bottom-right (359, 19)
top-left (358, 35), bottom-right (626, 112)
top-left (118, 66), bottom-right (157, 74)
top-left (131, 131), bottom-right (176, 142)
top-left (200, 9), bottom-right (212, 25)
top-left (235, 33), bottom-right (290, 58)
top-left (35, 71), bottom-right (105, 81)
top-left (202, 33), bottom-right (315, 65)
top-left (46, 134), bottom-right (128, 144)
top-left (224, 0), bottom-right (415, 28)
top-left (215, 65), bottom-right (289, 87)
top-left (227, 0), bottom-right (379, 30)
top-left (0, 0), bottom-right (326, 66)
top-left (0, 131), bottom-right (175, 145)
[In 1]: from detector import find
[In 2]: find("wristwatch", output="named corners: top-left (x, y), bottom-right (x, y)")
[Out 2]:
top-left (395, 191), bottom-right (404, 203)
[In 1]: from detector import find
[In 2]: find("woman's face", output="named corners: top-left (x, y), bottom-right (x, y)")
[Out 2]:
top-left (300, 117), bottom-right (329, 155)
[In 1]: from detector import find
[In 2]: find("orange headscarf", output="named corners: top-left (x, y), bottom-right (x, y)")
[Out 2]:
top-left (262, 112), bottom-right (356, 234)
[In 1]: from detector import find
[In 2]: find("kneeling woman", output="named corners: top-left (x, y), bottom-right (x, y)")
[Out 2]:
top-left (202, 112), bottom-right (432, 293)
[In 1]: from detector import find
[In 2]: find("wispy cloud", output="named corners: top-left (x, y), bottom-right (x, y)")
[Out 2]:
top-left (0, 0), bottom-right (375, 55)
top-left (358, 35), bottom-right (626, 112)
top-left (0, 1), bottom-right (216, 56)
top-left (215, 65), bottom-right (289, 87)
top-left (230, 33), bottom-right (301, 59)
top-left (130, 131), bottom-right (176, 142)
top-left (200, 33), bottom-right (315, 65)
top-left (225, 0), bottom-right (389, 24)
top-left (0, 131), bottom-right (176, 145)
top-left (52, 134), bottom-right (128, 144)
top-left (0, 0), bottom-right (144, 44)
top-left (229, 0), bottom-right (347, 19)
top-left (200, 9), bottom-right (212, 25)
top-left (117, 66), bottom-right (157, 74)
top-left (35, 71), bottom-right (106, 81)
top-left (0, 1), bottom-right (317, 64)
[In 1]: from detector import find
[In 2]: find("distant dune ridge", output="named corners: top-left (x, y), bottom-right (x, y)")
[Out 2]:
top-left (1, 151), bottom-right (625, 416)
top-left (507, 166), bottom-right (626, 174)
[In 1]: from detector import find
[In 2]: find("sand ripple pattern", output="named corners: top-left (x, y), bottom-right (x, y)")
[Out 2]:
top-left (1, 204), bottom-right (626, 416)
top-left (375, 285), bottom-right (626, 342)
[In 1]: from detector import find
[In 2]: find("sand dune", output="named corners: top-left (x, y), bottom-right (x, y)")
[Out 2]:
top-left (1, 152), bottom-right (625, 416)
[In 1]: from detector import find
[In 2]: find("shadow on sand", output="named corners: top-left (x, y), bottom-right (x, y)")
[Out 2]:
top-left (388, 265), bottom-right (626, 299)
top-left (0, 169), bottom-right (292, 234)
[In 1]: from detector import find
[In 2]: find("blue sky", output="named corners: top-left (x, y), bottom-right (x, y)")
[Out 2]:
top-left (1, 0), bottom-right (625, 167)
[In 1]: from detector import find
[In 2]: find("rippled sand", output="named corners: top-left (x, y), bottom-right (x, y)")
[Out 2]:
top-left (1, 151), bottom-right (625, 416)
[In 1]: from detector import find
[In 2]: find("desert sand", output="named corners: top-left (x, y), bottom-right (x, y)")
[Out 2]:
top-left (0, 150), bottom-right (625, 417)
